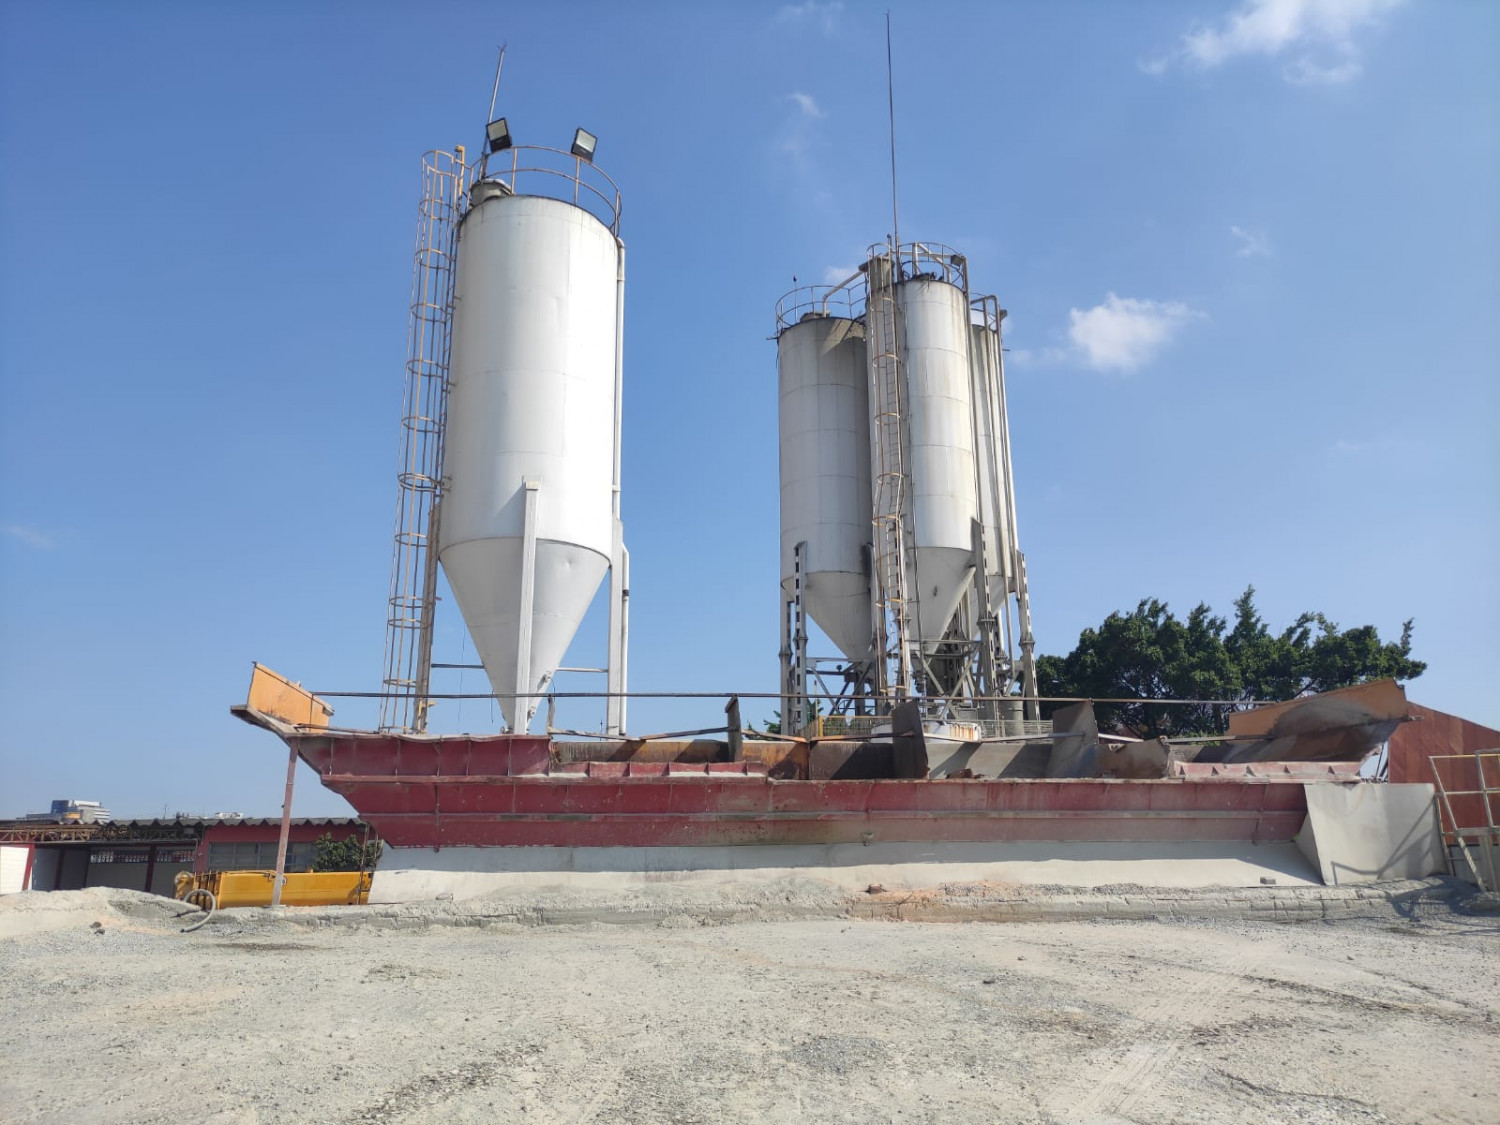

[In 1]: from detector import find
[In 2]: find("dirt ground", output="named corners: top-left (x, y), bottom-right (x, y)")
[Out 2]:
top-left (1, 885), bottom-right (1496, 1125)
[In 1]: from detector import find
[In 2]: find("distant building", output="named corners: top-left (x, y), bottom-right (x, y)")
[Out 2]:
top-left (23, 799), bottom-right (111, 824)
top-left (0, 816), bottom-right (371, 895)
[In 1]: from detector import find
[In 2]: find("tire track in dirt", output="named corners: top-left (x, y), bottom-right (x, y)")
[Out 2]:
top-left (1040, 941), bottom-right (1275, 1123)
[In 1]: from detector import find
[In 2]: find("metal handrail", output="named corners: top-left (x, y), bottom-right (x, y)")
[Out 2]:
top-left (472, 144), bottom-right (623, 234)
top-left (1426, 750), bottom-right (1498, 891)
top-left (865, 240), bottom-right (969, 290)
top-left (775, 243), bottom-right (972, 335)
top-left (774, 275), bottom-right (867, 334)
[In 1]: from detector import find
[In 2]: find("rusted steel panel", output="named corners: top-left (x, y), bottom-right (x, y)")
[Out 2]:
top-left (740, 741), bottom-right (808, 779)
top-left (1170, 761), bottom-right (1362, 780)
top-left (1229, 679), bottom-right (1406, 739)
top-left (283, 728), bottom-right (1321, 851)
top-left (771, 781), bottom-right (875, 813)
top-left (245, 664), bottom-right (334, 728)
top-left (809, 742), bottom-right (894, 780)
top-left (317, 774), bottom-right (1311, 849)
top-left (359, 804), bottom-right (1307, 849)
top-left (584, 761), bottom-right (628, 779)
top-left (1385, 702), bottom-right (1499, 835)
top-left (1223, 679), bottom-right (1407, 762)
top-left (866, 780), bottom-right (989, 813)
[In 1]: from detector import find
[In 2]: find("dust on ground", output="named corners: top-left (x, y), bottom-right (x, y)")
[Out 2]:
top-left (1, 883), bottom-right (1495, 1125)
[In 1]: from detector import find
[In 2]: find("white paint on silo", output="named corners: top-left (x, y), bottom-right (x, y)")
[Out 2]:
top-left (895, 278), bottom-right (979, 648)
top-left (439, 191), bottom-right (619, 730)
top-left (970, 321), bottom-right (1012, 610)
top-left (779, 315), bottom-right (874, 663)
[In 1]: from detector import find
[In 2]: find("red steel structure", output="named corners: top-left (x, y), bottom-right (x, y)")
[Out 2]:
top-left (269, 727), bottom-right (1310, 850)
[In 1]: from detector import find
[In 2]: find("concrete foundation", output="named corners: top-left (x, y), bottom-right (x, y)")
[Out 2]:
top-left (370, 840), bottom-right (1320, 903)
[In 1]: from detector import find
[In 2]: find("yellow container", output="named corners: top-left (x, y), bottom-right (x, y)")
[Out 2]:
top-left (176, 870), bottom-right (372, 908)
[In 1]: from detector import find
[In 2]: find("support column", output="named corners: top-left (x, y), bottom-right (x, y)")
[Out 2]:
top-left (1016, 552), bottom-right (1039, 722)
top-left (514, 480), bottom-right (541, 733)
top-left (971, 518), bottom-right (999, 723)
top-left (791, 541), bottom-right (809, 733)
top-left (779, 591), bottom-right (793, 733)
top-left (270, 740), bottom-right (297, 907)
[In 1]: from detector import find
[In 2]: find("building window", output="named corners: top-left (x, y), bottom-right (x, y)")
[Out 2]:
top-left (206, 842), bottom-right (315, 872)
top-left (91, 849), bottom-right (149, 864)
top-left (157, 848), bottom-right (197, 864)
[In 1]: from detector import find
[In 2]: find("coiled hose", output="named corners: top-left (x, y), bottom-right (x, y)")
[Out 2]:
top-left (179, 888), bottom-right (217, 933)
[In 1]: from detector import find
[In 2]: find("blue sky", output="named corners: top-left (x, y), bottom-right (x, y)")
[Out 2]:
top-left (1, 0), bottom-right (1495, 818)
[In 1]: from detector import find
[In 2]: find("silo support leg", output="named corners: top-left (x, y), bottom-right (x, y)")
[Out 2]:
top-left (514, 481), bottom-right (541, 733)
top-left (606, 520), bottom-right (629, 736)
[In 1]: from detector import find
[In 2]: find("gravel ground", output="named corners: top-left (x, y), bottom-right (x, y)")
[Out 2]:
top-left (1, 885), bottom-right (1496, 1125)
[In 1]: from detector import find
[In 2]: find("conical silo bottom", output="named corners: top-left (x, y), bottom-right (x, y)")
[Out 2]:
top-left (440, 538), bottom-right (610, 731)
top-left (912, 546), bottom-right (975, 651)
top-left (784, 571), bottom-right (875, 665)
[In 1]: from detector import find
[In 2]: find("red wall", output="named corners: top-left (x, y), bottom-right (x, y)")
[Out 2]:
top-left (1388, 703), bottom-right (1500, 835)
top-left (195, 822), bottom-right (365, 873)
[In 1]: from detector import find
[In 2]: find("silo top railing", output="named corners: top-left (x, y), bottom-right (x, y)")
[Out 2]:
top-left (864, 241), bottom-right (969, 291)
top-left (774, 243), bottom-right (974, 336)
top-left (774, 275), bottom-right (868, 335)
top-left (472, 145), bottom-right (622, 235)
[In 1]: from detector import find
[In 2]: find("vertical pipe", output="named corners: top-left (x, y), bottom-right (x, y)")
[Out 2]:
top-left (486, 46), bottom-right (506, 125)
top-left (886, 13), bottom-right (901, 255)
top-left (270, 741), bottom-right (297, 908)
top-left (612, 242), bottom-right (626, 518)
top-left (618, 546), bottom-right (630, 734)
top-left (605, 239), bottom-right (628, 735)
top-left (607, 520), bottom-right (626, 735)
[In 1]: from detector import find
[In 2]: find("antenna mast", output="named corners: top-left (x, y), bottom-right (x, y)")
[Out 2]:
top-left (488, 44), bottom-right (507, 123)
top-left (885, 14), bottom-right (901, 252)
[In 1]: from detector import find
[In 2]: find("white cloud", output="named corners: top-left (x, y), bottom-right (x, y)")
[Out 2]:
top-left (823, 264), bottom-right (856, 283)
top-left (777, 1), bottom-right (843, 33)
top-left (1284, 55), bottom-right (1363, 84)
top-left (1150, 0), bottom-right (1404, 84)
top-left (3, 524), bottom-right (55, 549)
top-left (1230, 225), bottom-right (1271, 257)
top-left (1006, 345), bottom-right (1071, 369)
top-left (788, 92), bottom-right (825, 120)
top-left (1066, 294), bottom-right (1202, 373)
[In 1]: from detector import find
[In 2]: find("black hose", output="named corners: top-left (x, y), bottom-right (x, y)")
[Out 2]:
top-left (179, 888), bottom-right (217, 933)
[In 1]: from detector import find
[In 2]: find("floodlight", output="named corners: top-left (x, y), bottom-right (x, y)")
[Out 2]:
top-left (486, 117), bottom-right (512, 153)
top-left (571, 128), bottom-right (597, 161)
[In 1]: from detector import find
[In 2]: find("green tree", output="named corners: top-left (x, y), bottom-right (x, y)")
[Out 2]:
top-left (1037, 587), bottom-right (1425, 738)
top-left (312, 831), bottom-right (384, 872)
top-left (759, 702), bottom-right (823, 736)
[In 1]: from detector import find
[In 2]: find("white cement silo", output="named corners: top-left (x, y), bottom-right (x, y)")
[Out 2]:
top-left (440, 185), bottom-right (622, 732)
top-left (970, 319), bottom-right (1012, 610)
top-left (891, 277), bottom-right (979, 649)
top-left (775, 241), bottom-right (1037, 722)
top-left (778, 313), bottom-right (874, 664)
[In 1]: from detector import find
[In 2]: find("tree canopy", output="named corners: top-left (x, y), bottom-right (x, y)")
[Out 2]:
top-left (313, 831), bottom-right (384, 873)
top-left (1034, 586), bottom-right (1426, 738)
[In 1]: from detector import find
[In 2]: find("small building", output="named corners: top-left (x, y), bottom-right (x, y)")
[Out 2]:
top-left (23, 799), bottom-right (111, 823)
top-left (0, 817), bottom-right (373, 895)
